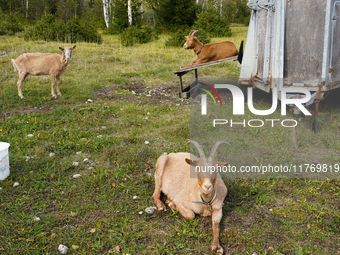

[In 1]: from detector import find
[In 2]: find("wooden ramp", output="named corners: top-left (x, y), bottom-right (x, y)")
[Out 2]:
top-left (174, 56), bottom-right (238, 98)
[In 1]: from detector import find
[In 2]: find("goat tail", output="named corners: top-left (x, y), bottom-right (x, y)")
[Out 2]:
top-left (11, 59), bottom-right (18, 72)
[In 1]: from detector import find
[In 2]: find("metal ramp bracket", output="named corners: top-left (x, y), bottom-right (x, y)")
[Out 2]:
top-left (174, 56), bottom-right (238, 98)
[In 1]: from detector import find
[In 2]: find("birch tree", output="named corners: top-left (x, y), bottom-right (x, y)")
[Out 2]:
top-left (128, 0), bottom-right (132, 26)
top-left (103, 0), bottom-right (112, 28)
top-left (220, 0), bottom-right (223, 16)
top-left (26, 0), bottom-right (29, 18)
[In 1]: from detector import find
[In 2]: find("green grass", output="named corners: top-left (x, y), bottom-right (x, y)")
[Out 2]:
top-left (0, 25), bottom-right (340, 254)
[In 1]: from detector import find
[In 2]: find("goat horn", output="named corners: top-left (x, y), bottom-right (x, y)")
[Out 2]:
top-left (189, 30), bottom-right (201, 36)
top-left (190, 140), bottom-right (205, 158)
top-left (210, 141), bottom-right (231, 157)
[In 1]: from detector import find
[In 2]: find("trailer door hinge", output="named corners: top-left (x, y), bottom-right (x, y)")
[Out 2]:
top-left (247, 0), bottom-right (275, 12)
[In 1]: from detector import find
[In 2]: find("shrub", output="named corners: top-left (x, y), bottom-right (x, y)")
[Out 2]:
top-left (120, 27), bottom-right (158, 47)
top-left (193, 3), bottom-right (232, 37)
top-left (158, 0), bottom-right (198, 32)
top-left (0, 11), bottom-right (24, 35)
top-left (24, 14), bottom-right (102, 44)
top-left (165, 29), bottom-right (210, 48)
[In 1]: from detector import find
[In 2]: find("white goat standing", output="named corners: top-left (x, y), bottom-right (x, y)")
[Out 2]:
top-left (152, 141), bottom-right (230, 254)
top-left (11, 45), bottom-right (76, 98)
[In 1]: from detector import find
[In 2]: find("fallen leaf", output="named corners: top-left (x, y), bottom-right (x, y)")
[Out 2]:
top-left (112, 183), bottom-right (116, 187)
top-left (114, 161), bottom-right (119, 167)
top-left (71, 245), bottom-right (79, 250)
top-left (90, 228), bottom-right (96, 233)
top-left (26, 237), bottom-right (35, 242)
top-left (145, 163), bottom-right (153, 170)
top-left (115, 245), bottom-right (120, 251)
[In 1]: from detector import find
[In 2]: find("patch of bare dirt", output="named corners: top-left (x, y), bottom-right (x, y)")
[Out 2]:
top-left (93, 81), bottom-right (184, 105)
top-left (1, 105), bottom-right (51, 120)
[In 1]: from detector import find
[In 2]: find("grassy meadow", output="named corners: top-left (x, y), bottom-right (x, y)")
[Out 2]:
top-left (1, 25), bottom-right (340, 254)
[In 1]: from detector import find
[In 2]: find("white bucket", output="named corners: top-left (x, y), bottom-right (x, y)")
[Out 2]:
top-left (0, 142), bottom-right (10, 180)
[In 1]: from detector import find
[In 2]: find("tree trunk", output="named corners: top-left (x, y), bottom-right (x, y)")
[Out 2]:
top-left (103, 0), bottom-right (110, 28)
top-left (26, 0), bottom-right (29, 18)
top-left (147, 11), bottom-right (151, 28)
top-left (220, 0), bottom-right (223, 16)
top-left (128, 0), bottom-right (132, 26)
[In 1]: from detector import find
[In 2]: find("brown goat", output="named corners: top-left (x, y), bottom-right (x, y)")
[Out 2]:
top-left (11, 45), bottom-right (76, 98)
top-left (181, 30), bottom-right (238, 68)
top-left (152, 141), bottom-right (230, 254)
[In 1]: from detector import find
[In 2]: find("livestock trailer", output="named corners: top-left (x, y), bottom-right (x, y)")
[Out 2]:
top-left (239, 0), bottom-right (340, 131)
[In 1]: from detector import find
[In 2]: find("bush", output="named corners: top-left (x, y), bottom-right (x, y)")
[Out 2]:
top-left (120, 27), bottom-right (158, 47)
top-left (193, 3), bottom-right (232, 37)
top-left (24, 14), bottom-right (102, 44)
top-left (158, 0), bottom-right (197, 32)
top-left (165, 29), bottom-right (210, 48)
top-left (0, 11), bottom-right (24, 35)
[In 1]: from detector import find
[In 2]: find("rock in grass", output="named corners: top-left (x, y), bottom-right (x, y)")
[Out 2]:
top-left (76, 151), bottom-right (82, 155)
top-left (58, 244), bottom-right (69, 254)
top-left (27, 134), bottom-right (34, 137)
top-left (145, 141), bottom-right (150, 145)
top-left (49, 153), bottom-right (56, 157)
top-left (133, 196), bottom-right (140, 200)
top-left (73, 174), bottom-right (81, 178)
top-left (145, 206), bottom-right (157, 214)
top-left (138, 211), bottom-right (143, 215)
top-left (13, 182), bottom-right (20, 187)
top-left (72, 162), bottom-right (79, 167)
top-left (34, 216), bottom-right (41, 222)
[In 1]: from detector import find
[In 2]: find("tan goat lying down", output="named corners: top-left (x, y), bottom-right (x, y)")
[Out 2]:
top-left (11, 45), bottom-right (76, 98)
top-left (152, 141), bottom-right (230, 254)
top-left (181, 30), bottom-right (238, 68)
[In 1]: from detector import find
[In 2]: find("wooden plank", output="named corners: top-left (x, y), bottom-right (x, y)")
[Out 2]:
top-left (174, 56), bottom-right (238, 74)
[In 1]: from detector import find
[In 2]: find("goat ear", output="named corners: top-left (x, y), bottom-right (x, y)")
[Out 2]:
top-left (72, 45), bottom-right (76, 50)
top-left (185, 158), bottom-right (196, 166)
top-left (59, 47), bottom-right (64, 51)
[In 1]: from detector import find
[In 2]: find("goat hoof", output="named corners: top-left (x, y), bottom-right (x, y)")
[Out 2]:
top-left (211, 244), bottom-right (223, 254)
top-left (157, 204), bottom-right (166, 211)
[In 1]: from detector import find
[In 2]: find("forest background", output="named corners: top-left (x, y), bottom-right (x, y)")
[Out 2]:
top-left (0, 0), bottom-right (251, 46)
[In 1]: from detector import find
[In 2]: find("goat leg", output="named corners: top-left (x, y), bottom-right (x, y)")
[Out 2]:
top-left (152, 155), bottom-right (168, 211)
top-left (50, 75), bottom-right (57, 98)
top-left (56, 75), bottom-right (62, 96)
top-left (177, 203), bottom-right (195, 220)
top-left (17, 72), bottom-right (27, 99)
top-left (210, 209), bottom-right (223, 254)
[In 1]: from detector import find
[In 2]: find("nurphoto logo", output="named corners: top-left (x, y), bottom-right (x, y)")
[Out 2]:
top-left (199, 84), bottom-right (312, 128)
